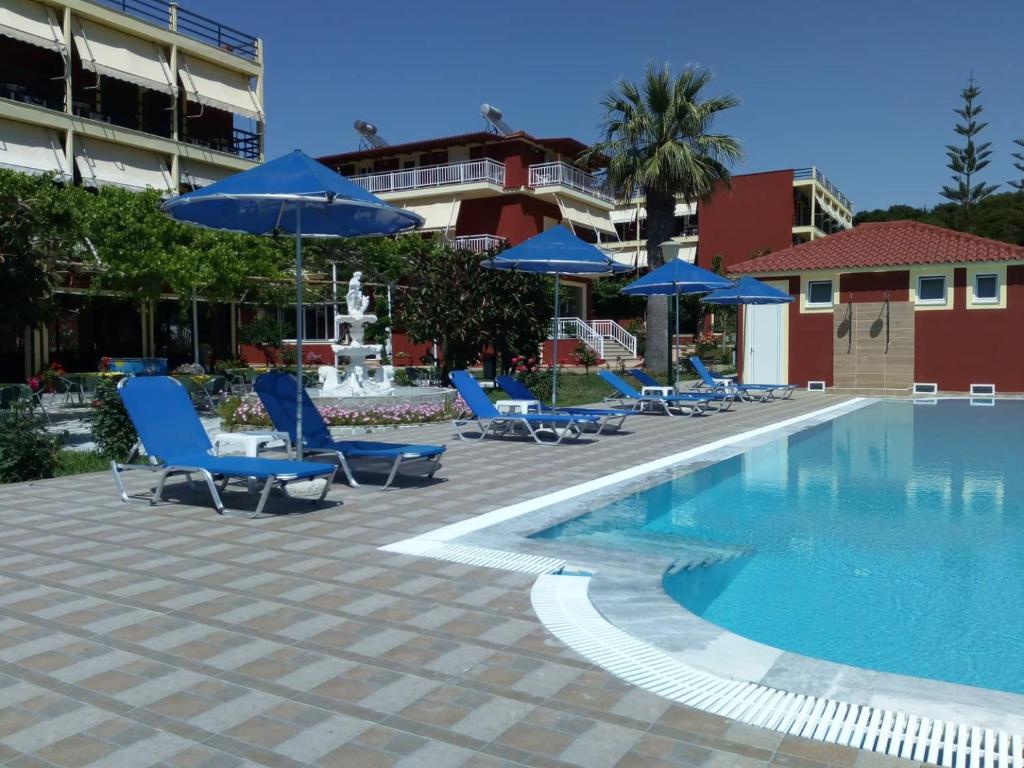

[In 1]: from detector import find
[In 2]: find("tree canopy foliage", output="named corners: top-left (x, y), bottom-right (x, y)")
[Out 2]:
top-left (582, 63), bottom-right (742, 376)
top-left (0, 171), bottom-right (86, 337)
top-left (385, 236), bottom-right (549, 377)
top-left (939, 77), bottom-right (1000, 231)
top-left (0, 169), bottom-right (297, 336)
top-left (854, 191), bottom-right (1024, 246)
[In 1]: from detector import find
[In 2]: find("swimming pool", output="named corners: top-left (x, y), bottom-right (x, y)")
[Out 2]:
top-left (534, 399), bottom-right (1024, 695)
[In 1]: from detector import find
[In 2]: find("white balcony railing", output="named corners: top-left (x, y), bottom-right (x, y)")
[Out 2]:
top-left (350, 159), bottom-right (505, 195)
top-left (793, 166), bottom-right (853, 212)
top-left (450, 234), bottom-right (506, 253)
top-left (528, 162), bottom-right (614, 202)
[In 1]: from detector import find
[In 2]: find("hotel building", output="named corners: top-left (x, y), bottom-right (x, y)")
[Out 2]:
top-left (319, 112), bottom-right (853, 362)
top-left (0, 0), bottom-right (264, 377)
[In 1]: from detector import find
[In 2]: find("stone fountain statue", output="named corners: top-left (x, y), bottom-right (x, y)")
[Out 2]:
top-left (322, 271), bottom-right (395, 397)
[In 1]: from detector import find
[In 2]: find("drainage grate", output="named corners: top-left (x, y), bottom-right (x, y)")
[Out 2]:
top-left (381, 539), bottom-right (565, 575)
top-left (532, 574), bottom-right (1023, 768)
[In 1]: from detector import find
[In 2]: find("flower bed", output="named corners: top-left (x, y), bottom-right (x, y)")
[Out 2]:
top-left (222, 396), bottom-right (465, 431)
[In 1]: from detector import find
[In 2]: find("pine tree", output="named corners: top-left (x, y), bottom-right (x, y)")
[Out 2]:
top-left (940, 76), bottom-right (999, 231)
top-left (1010, 138), bottom-right (1024, 192)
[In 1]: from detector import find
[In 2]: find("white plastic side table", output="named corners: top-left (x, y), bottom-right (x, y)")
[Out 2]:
top-left (212, 430), bottom-right (292, 458)
top-left (494, 399), bottom-right (541, 414)
top-left (641, 386), bottom-right (674, 397)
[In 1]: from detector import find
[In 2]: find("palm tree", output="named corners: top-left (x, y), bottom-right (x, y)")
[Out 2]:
top-left (583, 63), bottom-right (742, 376)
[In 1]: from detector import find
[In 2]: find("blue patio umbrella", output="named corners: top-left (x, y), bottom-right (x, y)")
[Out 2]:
top-left (482, 225), bottom-right (629, 405)
top-left (161, 150), bottom-right (423, 456)
top-left (700, 276), bottom-right (794, 305)
top-left (621, 258), bottom-right (732, 380)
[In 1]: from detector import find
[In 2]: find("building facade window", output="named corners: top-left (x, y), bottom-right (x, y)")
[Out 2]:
top-left (806, 280), bottom-right (834, 308)
top-left (973, 273), bottom-right (999, 304)
top-left (916, 275), bottom-right (947, 305)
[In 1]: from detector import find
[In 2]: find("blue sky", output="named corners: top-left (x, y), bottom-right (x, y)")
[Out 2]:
top-left (200, 0), bottom-right (1022, 212)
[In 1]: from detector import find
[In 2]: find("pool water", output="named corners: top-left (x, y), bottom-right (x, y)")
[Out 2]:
top-left (534, 399), bottom-right (1024, 694)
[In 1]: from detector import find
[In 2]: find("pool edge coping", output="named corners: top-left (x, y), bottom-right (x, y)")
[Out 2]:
top-left (379, 396), bottom-right (1024, 766)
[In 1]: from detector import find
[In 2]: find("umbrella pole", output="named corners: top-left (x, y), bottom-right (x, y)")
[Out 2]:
top-left (674, 289), bottom-right (680, 386)
top-left (552, 275), bottom-right (559, 407)
top-left (192, 287), bottom-right (200, 367)
top-left (294, 210), bottom-right (303, 460)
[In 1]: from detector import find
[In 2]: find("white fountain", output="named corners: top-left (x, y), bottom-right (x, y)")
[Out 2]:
top-left (320, 271), bottom-right (395, 397)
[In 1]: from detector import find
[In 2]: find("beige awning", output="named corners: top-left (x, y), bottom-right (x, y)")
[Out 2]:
top-left (75, 138), bottom-right (173, 192)
top-left (403, 199), bottom-right (460, 231)
top-left (177, 53), bottom-right (262, 121)
top-left (609, 201), bottom-right (694, 224)
top-left (0, 118), bottom-right (69, 179)
top-left (72, 17), bottom-right (174, 94)
top-left (181, 160), bottom-right (237, 188)
top-left (0, 0), bottom-right (63, 52)
top-left (558, 197), bottom-right (616, 235)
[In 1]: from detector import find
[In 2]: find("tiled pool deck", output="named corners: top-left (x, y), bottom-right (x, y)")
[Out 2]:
top-left (0, 395), bottom-right (921, 768)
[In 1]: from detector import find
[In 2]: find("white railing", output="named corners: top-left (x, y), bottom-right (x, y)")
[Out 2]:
top-left (350, 159), bottom-right (505, 194)
top-left (591, 319), bottom-right (637, 357)
top-left (528, 162), bottom-right (614, 202)
top-left (450, 234), bottom-right (506, 253)
top-left (552, 317), bottom-right (604, 358)
top-left (794, 166), bottom-right (853, 212)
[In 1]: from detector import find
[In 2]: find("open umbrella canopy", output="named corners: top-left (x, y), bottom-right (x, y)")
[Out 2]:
top-left (621, 259), bottom-right (732, 381)
top-left (701, 275), bottom-right (794, 305)
top-left (482, 225), bottom-right (628, 405)
top-left (482, 225), bottom-right (630, 275)
top-left (160, 149), bottom-right (423, 236)
top-left (160, 150), bottom-right (422, 458)
top-left (620, 258), bottom-right (732, 296)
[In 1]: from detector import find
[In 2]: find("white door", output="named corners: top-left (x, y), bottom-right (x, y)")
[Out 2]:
top-left (743, 302), bottom-right (786, 384)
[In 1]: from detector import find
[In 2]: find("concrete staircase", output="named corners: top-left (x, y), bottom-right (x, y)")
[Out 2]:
top-left (601, 338), bottom-right (641, 367)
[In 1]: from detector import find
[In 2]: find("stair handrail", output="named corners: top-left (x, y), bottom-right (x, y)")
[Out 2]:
top-left (590, 319), bottom-right (637, 357)
top-left (552, 317), bottom-right (604, 358)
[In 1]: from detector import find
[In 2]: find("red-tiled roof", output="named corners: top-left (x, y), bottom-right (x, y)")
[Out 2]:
top-left (728, 220), bottom-right (1024, 274)
top-left (318, 131), bottom-right (588, 164)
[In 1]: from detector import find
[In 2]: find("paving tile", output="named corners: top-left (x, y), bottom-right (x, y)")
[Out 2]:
top-left (0, 396), bottom-right (871, 768)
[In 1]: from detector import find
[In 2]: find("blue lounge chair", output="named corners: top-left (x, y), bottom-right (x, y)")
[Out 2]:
top-left (628, 367), bottom-right (717, 392)
top-left (495, 375), bottom-right (631, 434)
top-left (254, 372), bottom-right (446, 489)
top-left (450, 370), bottom-right (599, 444)
top-left (597, 370), bottom-right (731, 416)
top-left (688, 356), bottom-right (796, 402)
top-left (112, 376), bottom-right (336, 518)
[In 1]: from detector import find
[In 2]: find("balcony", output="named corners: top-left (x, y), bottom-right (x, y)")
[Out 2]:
top-left (350, 159), bottom-right (505, 195)
top-left (528, 162), bottom-right (614, 202)
top-left (794, 167), bottom-right (852, 212)
top-left (450, 235), bottom-right (506, 253)
top-left (184, 128), bottom-right (260, 161)
top-left (91, 0), bottom-right (260, 60)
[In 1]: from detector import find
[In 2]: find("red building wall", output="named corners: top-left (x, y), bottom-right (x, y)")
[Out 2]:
top-left (915, 265), bottom-right (1024, 391)
top-left (744, 267), bottom-right (1024, 392)
top-left (469, 138), bottom-right (545, 187)
top-left (457, 195), bottom-right (560, 246)
top-left (838, 271), bottom-right (910, 303)
top-left (698, 171), bottom-right (796, 269)
top-left (782, 276), bottom-right (834, 387)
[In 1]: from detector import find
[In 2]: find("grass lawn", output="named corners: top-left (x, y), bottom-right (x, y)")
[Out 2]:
top-left (484, 369), bottom-right (700, 407)
top-left (55, 450), bottom-right (110, 477)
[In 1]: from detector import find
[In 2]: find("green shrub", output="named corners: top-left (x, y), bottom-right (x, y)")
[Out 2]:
top-left (0, 405), bottom-right (62, 483)
top-left (517, 368), bottom-right (552, 402)
top-left (91, 379), bottom-right (138, 461)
